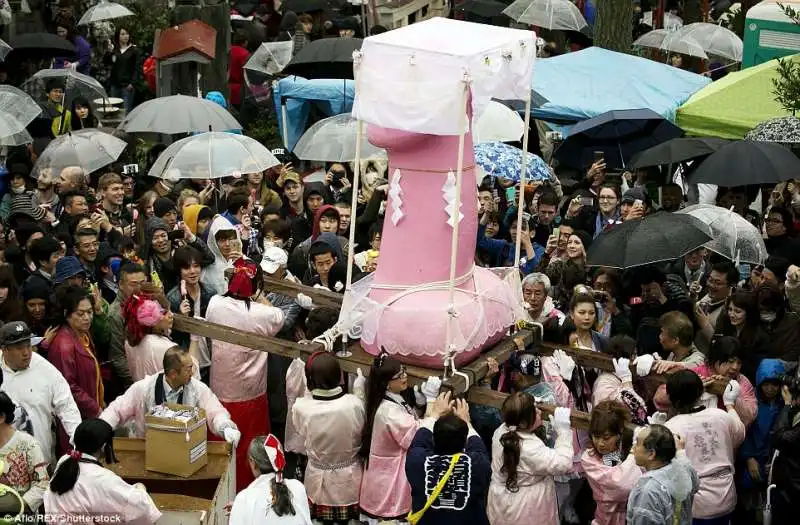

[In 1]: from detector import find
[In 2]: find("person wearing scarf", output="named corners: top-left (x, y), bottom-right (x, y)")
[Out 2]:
top-left (206, 258), bottom-right (284, 492)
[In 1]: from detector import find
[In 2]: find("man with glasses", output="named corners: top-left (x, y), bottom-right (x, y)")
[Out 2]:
top-left (106, 263), bottom-right (147, 400)
top-left (0, 321), bottom-right (81, 466)
top-left (100, 346), bottom-right (240, 446)
top-left (74, 228), bottom-right (99, 283)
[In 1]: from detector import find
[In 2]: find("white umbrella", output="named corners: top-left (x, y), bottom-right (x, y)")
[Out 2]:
top-left (642, 11), bottom-right (683, 30)
top-left (244, 42), bottom-right (294, 88)
top-left (293, 113), bottom-right (386, 162)
top-left (78, 1), bottom-right (134, 25)
top-left (503, 0), bottom-right (588, 31)
top-left (32, 129), bottom-right (127, 178)
top-left (118, 95), bottom-right (242, 134)
top-left (0, 38), bottom-right (11, 61)
top-left (148, 132), bottom-right (281, 179)
top-left (473, 101), bottom-right (525, 144)
top-left (634, 29), bottom-right (708, 59)
top-left (0, 86), bottom-right (42, 138)
top-left (678, 22), bottom-right (743, 62)
top-left (677, 204), bottom-right (768, 265)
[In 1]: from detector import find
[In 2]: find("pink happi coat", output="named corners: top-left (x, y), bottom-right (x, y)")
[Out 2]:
top-left (580, 450), bottom-right (643, 525)
top-left (359, 396), bottom-right (420, 518)
top-left (487, 423), bottom-right (573, 525)
top-left (665, 407), bottom-right (745, 519)
top-left (206, 296), bottom-right (284, 403)
top-left (125, 334), bottom-right (200, 382)
top-left (43, 454), bottom-right (162, 524)
top-left (292, 391), bottom-right (365, 507)
top-left (100, 374), bottom-right (235, 438)
top-left (692, 364), bottom-right (758, 427)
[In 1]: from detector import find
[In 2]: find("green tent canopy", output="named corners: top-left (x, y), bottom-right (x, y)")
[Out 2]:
top-left (676, 54), bottom-right (800, 139)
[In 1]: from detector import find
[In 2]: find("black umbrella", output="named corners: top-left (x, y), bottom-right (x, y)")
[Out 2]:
top-left (9, 33), bottom-right (75, 56)
top-left (688, 140), bottom-right (800, 186)
top-left (456, 0), bottom-right (508, 18)
top-left (284, 37), bottom-right (362, 79)
top-left (629, 137), bottom-right (730, 169)
top-left (586, 212), bottom-right (713, 269)
top-left (554, 108), bottom-right (683, 170)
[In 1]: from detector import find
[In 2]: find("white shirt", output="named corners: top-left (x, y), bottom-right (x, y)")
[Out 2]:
top-left (229, 474), bottom-right (312, 525)
top-left (0, 353), bottom-right (81, 465)
top-left (162, 376), bottom-right (184, 405)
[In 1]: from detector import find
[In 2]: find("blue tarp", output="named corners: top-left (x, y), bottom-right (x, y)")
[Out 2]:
top-left (273, 76), bottom-right (356, 151)
top-left (531, 47), bottom-right (711, 127)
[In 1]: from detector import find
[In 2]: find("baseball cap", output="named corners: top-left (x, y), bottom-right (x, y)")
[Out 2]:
top-left (260, 246), bottom-right (288, 274)
top-left (0, 322), bottom-right (42, 347)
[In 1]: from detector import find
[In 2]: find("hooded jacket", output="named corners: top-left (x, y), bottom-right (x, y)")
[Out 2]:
top-left (201, 215), bottom-right (241, 295)
top-left (302, 232), bottom-right (348, 287)
top-left (182, 204), bottom-right (212, 239)
top-left (290, 182), bottom-right (333, 247)
top-left (739, 358), bottom-right (785, 489)
top-left (626, 452), bottom-right (699, 525)
top-left (288, 205), bottom-right (349, 278)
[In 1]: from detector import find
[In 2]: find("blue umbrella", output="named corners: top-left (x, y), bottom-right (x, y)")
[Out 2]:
top-left (554, 108), bottom-right (683, 170)
top-left (474, 142), bottom-right (553, 183)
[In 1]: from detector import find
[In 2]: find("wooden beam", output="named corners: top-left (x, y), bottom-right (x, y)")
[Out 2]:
top-left (262, 276), bottom-right (343, 310)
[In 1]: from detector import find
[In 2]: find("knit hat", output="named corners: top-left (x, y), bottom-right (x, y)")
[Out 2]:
top-left (182, 204), bottom-right (213, 235)
top-left (153, 197), bottom-right (177, 218)
top-left (54, 256), bottom-right (86, 284)
top-left (145, 217), bottom-right (169, 239)
top-left (571, 229), bottom-right (593, 251)
top-left (8, 193), bottom-right (46, 222)
top-left (621, 187), bottom-right (649, 206)
top-left (21, 277), bottom-right (51, 302)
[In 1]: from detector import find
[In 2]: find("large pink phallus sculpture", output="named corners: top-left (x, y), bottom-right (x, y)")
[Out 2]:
top-left (338, 18), bottom-right (535, 369)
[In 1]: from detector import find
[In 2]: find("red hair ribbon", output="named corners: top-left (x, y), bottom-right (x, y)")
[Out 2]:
top-left (69, 449), bottom-right (81, 460)
top-left (263, 434), bottom-right (286, 482)
top-left (227, 257), bottom-right (257, 299)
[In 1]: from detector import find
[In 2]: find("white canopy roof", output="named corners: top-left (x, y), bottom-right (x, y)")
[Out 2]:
top-left (352, 17), bottom-right (536, 136)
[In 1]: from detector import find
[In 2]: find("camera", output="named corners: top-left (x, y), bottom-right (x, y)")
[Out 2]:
top-left (777, 374), bottom-right (800, 398)
top-left (592, 290), bottom-right (609, 304)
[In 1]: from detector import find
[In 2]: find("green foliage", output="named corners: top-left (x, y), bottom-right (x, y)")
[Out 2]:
top-left (719, 4), bottom-right (746, 39)
top-left (772, 4), bottom-right (800, 115)
top-left (773, 58), bottom-right (800, 116)
top-left (243, 107), bottom-right (284, 150)
top-left (117, 0), bottom-right (172, 55)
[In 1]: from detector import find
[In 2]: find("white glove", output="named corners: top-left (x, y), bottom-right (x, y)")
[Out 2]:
top-left (353, 368), bottom-right (367, 394)
top-left (296, 293), bottom-right (314, 310)
top-left (723, 379), bottom-right (741, 407)
top-left (552, 349), bottom-right (576, 381)
top-left (613, 358), bottom-right (632, 382)
top-left (223, 427), bottom-right (241, 447)
top-left (413, 385), bottom-right (426, 406)
top-left (420, 376), bottom-right (442, 402)
top-left (648, 411), bottom-right (668, 425)
top-left (549, 407), bottom-right (571, 436)
top-left (634, 354), bottom-right (656, 377)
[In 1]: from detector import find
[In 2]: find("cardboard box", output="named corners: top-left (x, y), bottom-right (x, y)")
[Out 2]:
top-left (145, 404), bottom-right (208, 478)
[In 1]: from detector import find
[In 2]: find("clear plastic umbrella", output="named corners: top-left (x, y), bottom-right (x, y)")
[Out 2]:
top-left (148, 132), bottom-right (281, 179)
top-left (678, 22), bottom-right (743, 62)
top-left (22, 68), bottom-right (108, 118)
top-left (118, 95), bottom-right (242, 134)
top-left (245, 42), bottom-right (293, 84)
top-left (0, 85), bottom-right (42, 138)
top-left (0, 39), bottom-right (11, 61)
top-left (77, 1), bottom-right (134, 25)
top-left (293, 113), bottom-right (386, 162)
top-left (678, 204), bottom-right (768, 265)
top-left (32, 129), bottom-right (126, 178)
top-left (503, 0), bottom-right (588, 31)
top-left (0, 130), bottom-right (33, 147)
top-left (634, 29), bottom-right (708, 59)
top-left (473, 101), bottom-right (525, 144)
top-left (642, 11), bottom-right (683, 30)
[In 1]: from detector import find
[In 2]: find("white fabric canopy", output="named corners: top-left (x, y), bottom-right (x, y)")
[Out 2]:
top-left (352, 17), bottom-right (536, 136)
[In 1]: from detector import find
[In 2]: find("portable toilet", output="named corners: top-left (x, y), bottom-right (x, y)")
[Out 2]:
top-left (744, 0), bottom-right (800, 67)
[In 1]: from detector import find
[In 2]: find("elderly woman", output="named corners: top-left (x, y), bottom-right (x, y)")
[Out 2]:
top-left (48, 286), bottom-right (105, 456)
top-left (0, 392), bottom-right (49, 514)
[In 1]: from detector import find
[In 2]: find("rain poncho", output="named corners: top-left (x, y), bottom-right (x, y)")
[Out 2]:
top-left (626, 451), bottom-right (699, 525)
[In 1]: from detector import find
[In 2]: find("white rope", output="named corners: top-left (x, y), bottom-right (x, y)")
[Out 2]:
top-left (513, 87), bottom-right (534, 267)
top-left (369, 267), bottom-right (474, 291)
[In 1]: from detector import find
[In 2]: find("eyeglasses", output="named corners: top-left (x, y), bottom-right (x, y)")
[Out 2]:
top-left (598, 196), bottom-right (617, 201)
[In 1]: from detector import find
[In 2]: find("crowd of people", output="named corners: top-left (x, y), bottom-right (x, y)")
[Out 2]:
top-left (0, 1), bottom-right (798, 525)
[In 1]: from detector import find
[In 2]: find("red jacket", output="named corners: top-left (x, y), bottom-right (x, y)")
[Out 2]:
top-left (48, 327), bottom-right (103, 419)
top-left (228, 45), bottom-right (251, 106)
